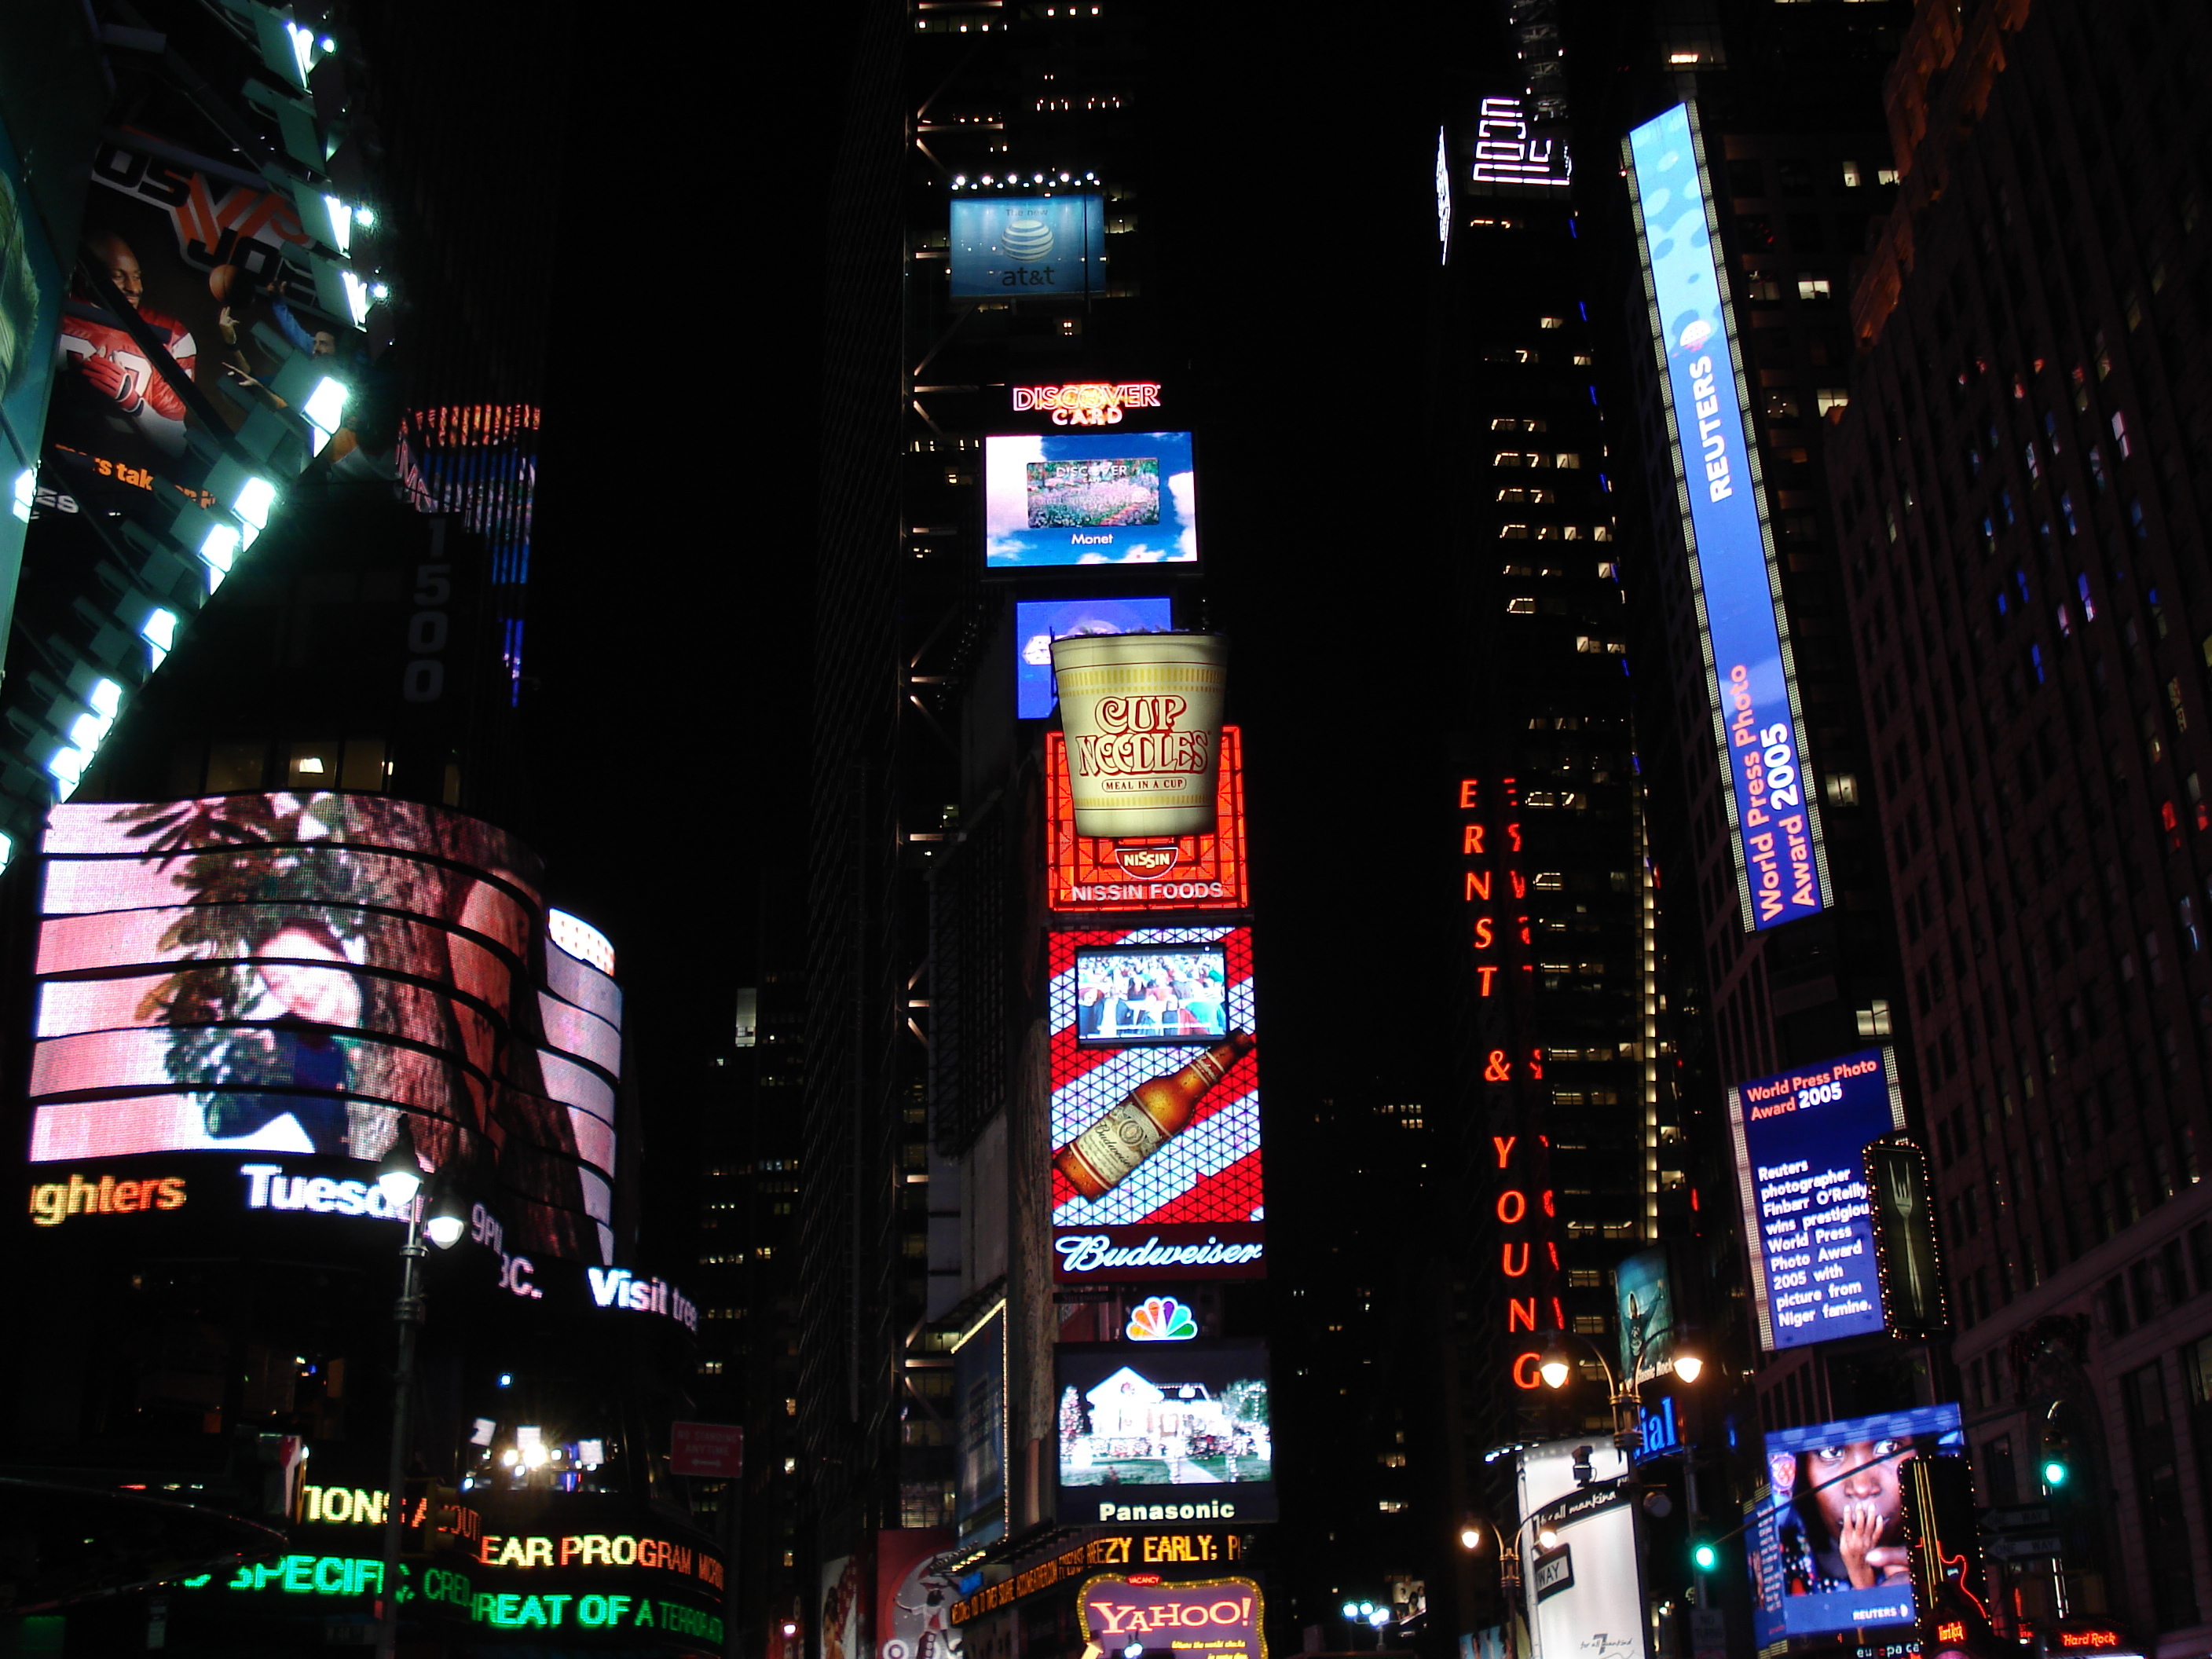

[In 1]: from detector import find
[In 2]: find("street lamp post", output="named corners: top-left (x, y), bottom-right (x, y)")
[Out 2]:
top-left (372, 1144), bottom-right (467, 1659)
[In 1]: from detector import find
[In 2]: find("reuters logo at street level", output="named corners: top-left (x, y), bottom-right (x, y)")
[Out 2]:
top-left (1113, 845), bottom-right (1181, 879)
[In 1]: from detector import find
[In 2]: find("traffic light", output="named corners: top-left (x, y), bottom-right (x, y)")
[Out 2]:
top-left (2039, 1417), bottom-right (2074, 1493)
top-left (1690, 1539), bottom-right (1718, 1573)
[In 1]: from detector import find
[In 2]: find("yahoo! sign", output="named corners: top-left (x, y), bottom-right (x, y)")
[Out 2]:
top-left (1079, 1577), bottom-right (1265, 1659)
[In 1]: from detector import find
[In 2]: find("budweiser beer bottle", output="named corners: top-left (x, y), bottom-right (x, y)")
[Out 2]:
top-left (1053, 1031), bottom-right (1256, 1199)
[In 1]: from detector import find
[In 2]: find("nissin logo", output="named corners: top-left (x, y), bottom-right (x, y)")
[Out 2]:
top-left (29, 1171), bottom-right (185, 1225)
top-left (1113, 845), bottom-right (1181, 878)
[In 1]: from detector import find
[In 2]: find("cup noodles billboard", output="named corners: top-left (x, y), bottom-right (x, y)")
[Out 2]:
top-left (1049, 925), bottom-right (1263, 1283)
top-left (1050, 632), bottom-right (1226, 839)
top-left (1046, 727), bottom-right (1248, 914)
top-left (29, 793), bottom-right (621, 1262)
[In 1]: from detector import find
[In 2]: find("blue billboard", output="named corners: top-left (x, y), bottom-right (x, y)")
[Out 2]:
top-left (1016, 596), bottom-right (1173, 718)
top-left (986, 430), bottom-right (1196, 569)
top-left (950, 195), bottom-right (1107, 298)
top-left (1727, 1048), bottom-right (1905, 1353)
top-left (1751, 1402), bottom-right (1965, 1643)
top-left (1626, 104), bottom-right (1828, 932)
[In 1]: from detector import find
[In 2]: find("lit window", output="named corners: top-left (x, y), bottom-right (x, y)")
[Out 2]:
top-left (1379, 1500), bottom-right (1409, 1513)
top-left (1856, 998), bottom-right (1893, 1038)
top-left (1823, 774), bottom-right (1859, 806)
top-left (1816, 388), bottom-right (1849, 416)
top-left (1877, 168), bottom-right (1901, 185)
top-left (1796, 276), bottom-right (1831, 301)
top-left (1539, 316), bottom-right (1567, 330)
top-left (1507, 596), bottom-right (1537, 614)
top-left (1555, 452), bottom-right (1582, 469)
top-left (1840, 160), bottom-right (1862, 188)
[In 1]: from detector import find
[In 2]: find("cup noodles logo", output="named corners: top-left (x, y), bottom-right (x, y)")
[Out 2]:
top-left (1012, 382), bottom-right (1163, 426)
top-left (1113, 845), bottom-right (1181, 878)
top-left (1046, 728), bottom-right (1248, 914)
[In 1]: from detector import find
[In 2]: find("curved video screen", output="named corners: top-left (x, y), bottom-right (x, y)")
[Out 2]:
top-left (30, 793), bottom-right (622, 1262)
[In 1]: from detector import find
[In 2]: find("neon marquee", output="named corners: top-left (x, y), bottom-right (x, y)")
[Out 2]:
top-left (1012, 382), bottom-right (1163, 426)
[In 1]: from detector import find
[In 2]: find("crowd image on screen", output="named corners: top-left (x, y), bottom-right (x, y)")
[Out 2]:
top-left (1075, 951), bottom-right (1227, 1042)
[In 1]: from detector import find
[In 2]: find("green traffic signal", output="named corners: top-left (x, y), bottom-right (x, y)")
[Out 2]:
top-left (1691, 1541), bottom-right (1719, 1572)
top-left (2042, 1459), bottom-right (2069, 1489)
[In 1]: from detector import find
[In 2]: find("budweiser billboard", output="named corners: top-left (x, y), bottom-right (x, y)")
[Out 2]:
top-left (1050, 632), bottom-right (1226, 838)
top-left (1046, 728), bottom-right (1248, 914)
top-left (1048, 925), bottom-right (1263, 1282)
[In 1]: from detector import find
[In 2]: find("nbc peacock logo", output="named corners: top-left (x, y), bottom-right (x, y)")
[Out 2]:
top-left (1125, 1295), bottom-right (1199, 1342)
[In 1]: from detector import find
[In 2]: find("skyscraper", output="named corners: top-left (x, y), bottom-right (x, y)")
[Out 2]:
top-left (1829, 0), bottom-right (2212, 1632)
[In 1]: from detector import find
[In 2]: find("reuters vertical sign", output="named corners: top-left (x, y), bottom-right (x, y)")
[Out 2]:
top-left (1626, 104), bottom-right (1829, 932)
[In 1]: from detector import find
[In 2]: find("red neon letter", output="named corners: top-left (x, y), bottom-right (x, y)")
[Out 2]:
top-left (1485, 1050), bottom-right (1512, 1082)
top-left (1459, 779), bottom-right (1480, 808)
top-left (1528, 1048), bottom-right (1544, 1079)
top-left (1507, 822), bottom-right (1522, 852)
top-left (1502, 1242), bottom-right (1529, 1276)
top-left (1511, 1352), bottom-right (1543, 1390)
top-left (1473, 917), bottom-right (1495, 950)
top-left (1508, 1297), bottom-right (1536, 1332)
top-left (1463, 824), bottom-right (1485, 855)
top-left (1492, 1135), bottom-right (1517, 1168)
top-left (1466, 870), bottom-right (1492, 901)
top-left (1477, 965), bottom-right (1498, 996)
top-left (1496, 1189), bottom-right (1526, 1225)
top-left (1511, 871), bottom-right (1528, 899)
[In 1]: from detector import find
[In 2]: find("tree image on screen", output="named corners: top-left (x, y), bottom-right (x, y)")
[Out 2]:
top-left (1026, 456), bottom-right (1160, 528)
top-left (1059, 1368), bottom-right (1270, 1488)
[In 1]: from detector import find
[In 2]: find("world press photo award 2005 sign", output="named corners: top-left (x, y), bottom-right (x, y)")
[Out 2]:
top-left (1626, 103), bottom-right (1829, 933)
top-left (1727, 1048), bottom-right (1908, 1352)
top-left (1051, 632), bottom-right (1226, 839)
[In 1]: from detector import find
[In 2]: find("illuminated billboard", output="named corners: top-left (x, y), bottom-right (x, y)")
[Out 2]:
top-left (1073, 943), bottom-right (1230, 1047)
top-left (1626, 103), bottom-right (1829, 932)
top-left (950, 195), bottom-right (1106, 298)
top-left (1052, 631), bottom-right (1225, 839)
top-left (50, 134), bottom-right (335, 493)
top-left (1078, 1577), bottom-right (1265, 1659)
top-left (1056, 1340), bottom-right (1274, 1524)
top-left (1613, 1247), bottom-right (1678, 1389)
top-left (1518, 1440), bottom-right (1646, 1659)
top-left (1751, 1403), bottom-right (1965, 1643)
top-left (985, 430), bottom-right (1196, 568)
top-left (1468, 97), bottom-right (1572, 191)
top-left (1016, 596), bottom-right (1174, 720)
top-left (1049, 926), bottom-right (1262, 1282)
top-left (31, 793), bottom-right (623, 1262)
top-left (1046, 728), bottom-right (1249, 914)
top-left (1727, 1048), bottom-right (1906, 1352)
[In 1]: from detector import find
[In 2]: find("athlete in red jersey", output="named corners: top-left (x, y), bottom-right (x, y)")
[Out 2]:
top-left (58, 232), bottom-right (196, 458)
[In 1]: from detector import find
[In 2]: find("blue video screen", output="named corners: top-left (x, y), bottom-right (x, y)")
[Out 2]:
top-left (1752, 1403), bottom-right (1965, 1643)
top-left (1628, 104), bottom-right (1828, 931)
top-left (1728, 1048), bottom-right (1904, 1352)
top-left (986, 431), bottom-right (1197, 569)
top-left (950, 196), bottom-right (1106, 299)
top-left (1016, 597), bottom-right (1174, 719)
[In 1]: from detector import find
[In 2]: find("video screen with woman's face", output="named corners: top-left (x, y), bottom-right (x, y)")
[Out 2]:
top-left (1073, 945), bottom-right (1230, 1047)
top-left (1752, 1402), bottom-right (1965, 1642)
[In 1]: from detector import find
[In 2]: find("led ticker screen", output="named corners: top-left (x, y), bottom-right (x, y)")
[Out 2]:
top-left (31, 793), bottom-right (624, 1262)
top-left (1074, 944), bottom-right (1230, 1048)
top-left (950, 195), bottom-right (1107, 298)
top-left (1751, 1403), bottom-right (1965, 1643)
top-left (1050, 926), bottom-right (1262, 1282)
top-left (1046, 728), bottom-right (1249, 914)
top-left (1056, 1340), bottom-right (1275, 1525)
top-left (1627, 104), bottom-right (1828, 932)
top-left (987, 430), bottom-right (1196, 568)
top-left (1727, 1048), bottom-right (1906, 1352)
top-left (1017, 596), bottom-right (1174, 720)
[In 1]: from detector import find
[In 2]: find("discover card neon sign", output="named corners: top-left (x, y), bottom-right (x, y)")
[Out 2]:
top-left (1626, 103), bottom-right (1829, 932)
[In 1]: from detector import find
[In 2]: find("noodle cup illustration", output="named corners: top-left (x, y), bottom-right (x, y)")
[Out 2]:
top-left (1051, 632), bottom-right (1227, 837)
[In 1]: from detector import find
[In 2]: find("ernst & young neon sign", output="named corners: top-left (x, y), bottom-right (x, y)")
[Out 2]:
top-left (1011, 383), bottom-right (1163, 426)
